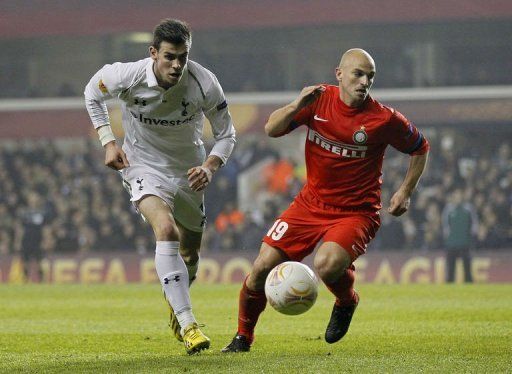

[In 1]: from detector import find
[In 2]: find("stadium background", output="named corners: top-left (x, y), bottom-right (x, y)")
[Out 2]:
top-left (0, 0), bottom-right (511, 284)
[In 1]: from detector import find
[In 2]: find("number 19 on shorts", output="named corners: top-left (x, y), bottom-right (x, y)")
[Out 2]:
top-left (266, 219), bottom-right (289, 240)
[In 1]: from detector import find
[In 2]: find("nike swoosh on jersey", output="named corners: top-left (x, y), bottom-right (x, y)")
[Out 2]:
top-left (314, 114), bottom-right (328, 122)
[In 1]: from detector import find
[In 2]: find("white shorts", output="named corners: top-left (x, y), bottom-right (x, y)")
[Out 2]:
top-left (120, 165), bottom-right (206, 232)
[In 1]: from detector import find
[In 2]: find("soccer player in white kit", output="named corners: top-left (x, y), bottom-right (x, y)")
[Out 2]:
top-left (84, 19), bottom-right (236, 354)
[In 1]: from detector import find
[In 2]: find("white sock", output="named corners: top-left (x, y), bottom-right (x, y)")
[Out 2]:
top-left (186, 256), bottom-right (199, 284)
top-left (155, 241), bottom-right (196, 330)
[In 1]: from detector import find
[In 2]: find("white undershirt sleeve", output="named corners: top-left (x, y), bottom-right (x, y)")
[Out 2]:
top-left (85, 98), bottom-right (110, 129)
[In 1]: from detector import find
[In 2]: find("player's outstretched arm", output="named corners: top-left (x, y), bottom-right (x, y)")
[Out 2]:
top-left (265, 85), bottom-right (325, 137)
top-left (388, 152), bottom-right (429, 216)
top-left (187, 155), bottom-right (222, 192)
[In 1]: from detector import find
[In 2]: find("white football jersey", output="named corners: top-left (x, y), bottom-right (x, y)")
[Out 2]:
top-left (84, 58), bottom-right (236, 176)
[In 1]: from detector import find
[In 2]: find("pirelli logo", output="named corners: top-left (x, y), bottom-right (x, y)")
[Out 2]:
top-left (307, 129), bottom-right (367, 158)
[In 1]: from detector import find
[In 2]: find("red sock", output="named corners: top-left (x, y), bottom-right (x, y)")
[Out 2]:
top-left (237, 277), bottom-right (267, 343)
top-left (325, 264), bottom-right (359, 307)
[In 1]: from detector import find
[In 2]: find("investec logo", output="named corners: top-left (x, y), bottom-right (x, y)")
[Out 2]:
top-left (307, 129), bottom-right (367, 158)
top-left (130, 111), bottom-right (194, 127)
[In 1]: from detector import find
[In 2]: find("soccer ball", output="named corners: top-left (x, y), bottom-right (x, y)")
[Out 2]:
top-left (264, 261), bottom-right (318, 315)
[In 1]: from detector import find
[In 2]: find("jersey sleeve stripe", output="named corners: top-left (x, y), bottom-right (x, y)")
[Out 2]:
top-left (405, 132), bottom-right (424, 154)
top-left (405, 123), bottom-right (414, 138)
top-left (188, 71), bottom-right (206, 100)
top-left (216, 100), bottom-right (228, 111)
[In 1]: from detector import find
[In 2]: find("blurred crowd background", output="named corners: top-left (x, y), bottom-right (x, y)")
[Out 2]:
top-left (0, 130), bottom-right (510, 255)
top-left (0, 0), bottom-right (511, 258)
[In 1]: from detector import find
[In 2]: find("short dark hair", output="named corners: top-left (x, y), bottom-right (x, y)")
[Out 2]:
top-left (152, 19), bottom-right (192, 50)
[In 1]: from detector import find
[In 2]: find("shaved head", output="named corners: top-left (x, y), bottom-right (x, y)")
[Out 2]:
top-left (335, 48), bottom-right (376, 107)
top-left (339, 48), bottom-right (375, 70)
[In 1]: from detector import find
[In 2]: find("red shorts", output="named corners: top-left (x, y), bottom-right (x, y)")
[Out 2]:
top-left (262, 191), bottom-right (380, 262)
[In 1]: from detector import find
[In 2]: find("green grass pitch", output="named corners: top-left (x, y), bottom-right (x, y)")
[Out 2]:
top-left (1, 283), bottom-right (511, 373)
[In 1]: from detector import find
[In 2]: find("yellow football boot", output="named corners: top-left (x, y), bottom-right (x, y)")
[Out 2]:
top-left (182, 322), bottom-right (211, 354)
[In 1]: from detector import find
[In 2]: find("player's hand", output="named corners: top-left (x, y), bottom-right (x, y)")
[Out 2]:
top-left (388, 189), bottom-right (411, 216)
top-left (294, 85), bottom-right (326, 109)
top-left (187, 166), bottom-right (213, 192)
top-left (104, 142), bottom-right (130, 170)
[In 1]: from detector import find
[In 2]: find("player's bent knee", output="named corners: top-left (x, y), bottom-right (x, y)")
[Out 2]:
top-left (178, 227), bottom-right (202, 262)
top-left (248, 265), bottom-right (270, 290)
top-left (247, 243), bottom-right (288, 290)
top-left (247, 260), bottom-right (275, 290)
top-left (153, 220), bottom-right (180, 241)
top-left (180, 250), bottom-right (199, 266)
top-left (314, 249), bottom-right (351, 283)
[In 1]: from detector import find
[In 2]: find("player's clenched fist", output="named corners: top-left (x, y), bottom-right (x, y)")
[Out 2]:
top-left (104, 142), bottom-right (130, 170)
top-left (388, 189), bottom-right (411, 216)
top-left (188, 166), bottom-right (213, 192)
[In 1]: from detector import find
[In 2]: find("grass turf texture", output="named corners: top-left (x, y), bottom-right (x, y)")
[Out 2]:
top-left (1, 284), bottom-right (511, 373)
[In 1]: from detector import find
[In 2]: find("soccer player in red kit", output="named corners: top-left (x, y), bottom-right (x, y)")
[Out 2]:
top-left (222, 48), bottom-right (430, 352)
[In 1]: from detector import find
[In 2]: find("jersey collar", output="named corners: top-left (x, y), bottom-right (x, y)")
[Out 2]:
top-left (146, 58), bottom-right (159, 88)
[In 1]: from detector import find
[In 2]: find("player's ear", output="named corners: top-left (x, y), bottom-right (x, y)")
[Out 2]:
top-left (335, 67), bottom-right (343, 82)
top-left (149, 45), bottom-right (158, 60)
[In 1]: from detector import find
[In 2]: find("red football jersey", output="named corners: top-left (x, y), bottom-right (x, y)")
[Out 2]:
top-left (289, 85), bottom-right (429, 212)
